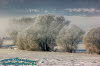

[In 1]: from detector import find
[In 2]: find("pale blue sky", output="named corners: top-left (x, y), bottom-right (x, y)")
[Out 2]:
top-left (0, 0), bottom-right (100, 16)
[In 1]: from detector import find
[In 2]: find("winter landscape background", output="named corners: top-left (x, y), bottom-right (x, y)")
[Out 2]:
top-left (0, 0), bottom-right (100, 66)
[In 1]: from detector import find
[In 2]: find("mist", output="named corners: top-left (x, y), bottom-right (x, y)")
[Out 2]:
top-left (65, 16), bottom-right (100, 31)
top-left (0, 15), bottom-right (100, 37)
top-left (0, 17), bottom-right (10, 37)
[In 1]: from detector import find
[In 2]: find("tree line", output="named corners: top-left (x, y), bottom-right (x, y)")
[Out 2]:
top-left (4, 14), bottom-right (100, 54)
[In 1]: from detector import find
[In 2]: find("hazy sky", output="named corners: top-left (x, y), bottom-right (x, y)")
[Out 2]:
top-left (0, 0), bottom-right (100, 16)
top-left (0, 0), bottom-right (100, 36)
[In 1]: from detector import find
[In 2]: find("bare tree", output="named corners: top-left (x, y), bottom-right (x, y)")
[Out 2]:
top-left (56, 24), bottom-right (85, 52)
top-left (16, 14), bottom-right (70, 51)
top-left (84, 27), bottom-right (100, 54)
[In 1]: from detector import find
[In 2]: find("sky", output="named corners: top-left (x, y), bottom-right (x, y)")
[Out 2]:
top-left (0, 0), bottom-right (100, 16)
top-left (0, 0), bottom-right (100, 36)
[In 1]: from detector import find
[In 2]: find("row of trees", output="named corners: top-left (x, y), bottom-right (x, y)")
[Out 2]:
top-left (7, 14), bottom-right (100, 54)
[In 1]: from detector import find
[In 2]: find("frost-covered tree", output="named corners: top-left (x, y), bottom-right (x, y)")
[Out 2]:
top-left (56, 25), bottom-right (85, 52)
top-left (7, 17), bottom-right (35, 44)
top-left (16, 14), bottom-right (70, 51)
top-left (84, 27), bottom-right (100, 54)
top-left (16, 31), bottom-right (41, 50)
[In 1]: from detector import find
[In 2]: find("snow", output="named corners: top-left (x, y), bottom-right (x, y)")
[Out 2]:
top-left (0, 49), bottom-right (100, 66)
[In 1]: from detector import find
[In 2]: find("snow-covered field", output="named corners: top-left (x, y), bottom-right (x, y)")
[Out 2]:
top-left (0, 49), bottom-right (100, 66)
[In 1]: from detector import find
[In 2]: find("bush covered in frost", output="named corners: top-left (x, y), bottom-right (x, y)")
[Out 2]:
top-left (56, 25), bottom-right (85, 52)
top-left (84, 27), bottom-right (100, 54)
top-left (16, 14), bottom-right (70, 51)
top-left (7, 17), bottom-right (35, 44)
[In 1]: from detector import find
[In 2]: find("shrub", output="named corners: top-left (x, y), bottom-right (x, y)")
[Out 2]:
top-left (16, 31), bottom-right (40, 50)
top-left (84, 27), bottom-right (100, 54)
top-left (7, 17), bottom-right (35, 45)
top-left (16, 14), bottom-right (70, 51)
top-left (56, 25), bottom-right (85, 52)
